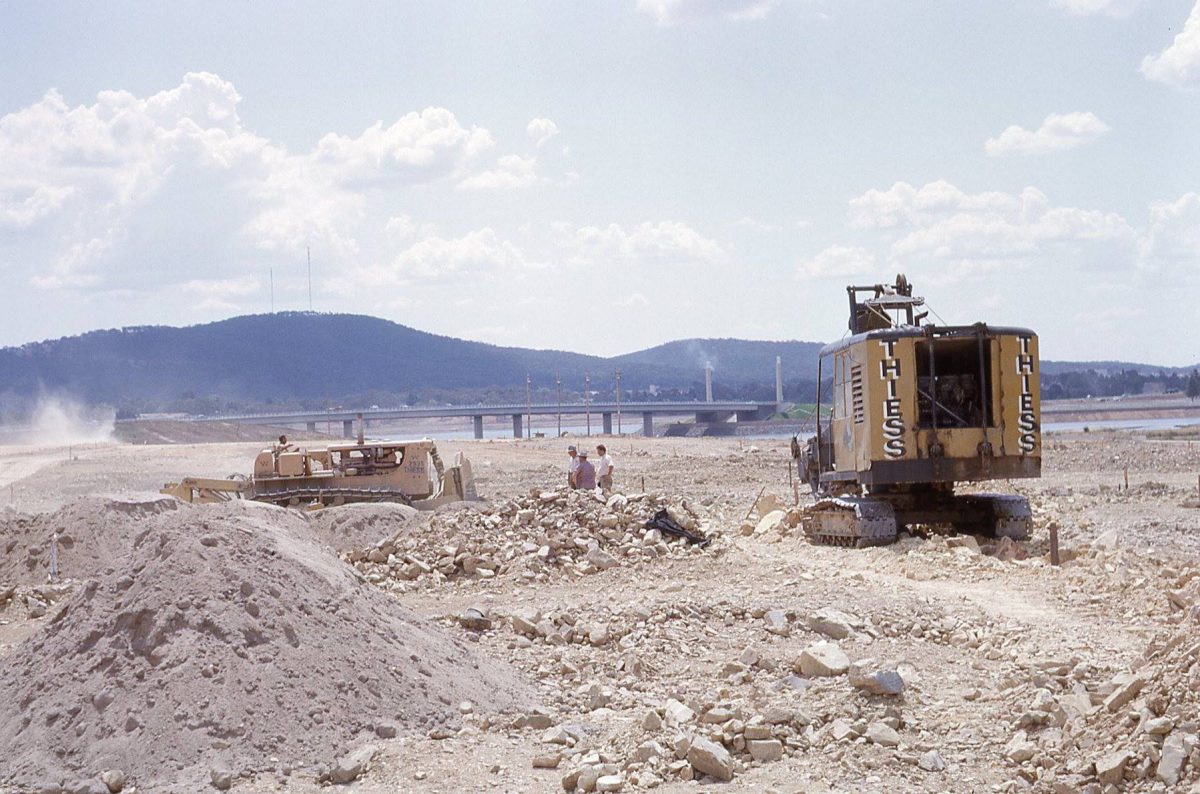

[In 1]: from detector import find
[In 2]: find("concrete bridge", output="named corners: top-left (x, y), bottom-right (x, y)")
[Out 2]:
top-left (194, 401), bottom-right (781, 439)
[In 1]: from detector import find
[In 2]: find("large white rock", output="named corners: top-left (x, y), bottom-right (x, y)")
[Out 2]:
top-left (596, 774), bottom-right (625, 792)
top-left (1103, 674), bottom-right (1146, 712)
top-left (747, 738), bottom-right (783, 762)
top-left (755, 510), bottom-right (787, 534)
top-left (763, 609), bottom-right (790, 636)
top-left (807, 608), bottom-right (856, 639)
top-left (585, 546), bottom-right (618, 571)
top-left (918, 750), bottom-right (946, 772)
top-left (663, 698), bottom-right (695, 724)
top-left (865, 722), bottom-right (900, 747)
top-left (848, 659), bottom-right (905, 696)
top-left (1095, 749), bottom-right (1129, 786)
top-left (687, 736), bottom-right (734, 781)
top-left (796, 641), bottom-right (850, 677)
top-left (330, 747), bottom-right (375, 784)
top-left (1005, 732), bottom-right (1036, 763)
top-left (1156, 733), bottom-right (1195, 786)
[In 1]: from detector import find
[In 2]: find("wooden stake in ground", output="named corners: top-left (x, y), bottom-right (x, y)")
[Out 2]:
top-left (1049, 524), bottom-right (1060, 566)
top-left (1124, 466), bottom-right (1129, 491)
top-left (745, 485), bottom-right (767, 521)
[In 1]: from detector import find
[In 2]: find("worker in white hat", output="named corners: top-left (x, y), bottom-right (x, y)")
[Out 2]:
top-left (567, 444), bottom-right (580, 489)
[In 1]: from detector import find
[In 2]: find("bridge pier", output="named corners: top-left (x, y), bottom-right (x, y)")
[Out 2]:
top-left (602, 412), bottom-right (613, 434)
top-left (695, 411), bottom-right (734, 423)
top-left (306, 421), bottom-right (317, 433)
top-left (643, 412), bottom-right (653, 437)
top-left (473, 415), bottom-right (484, 440)
top-left (342, 419), bottom-right (354, 438)
top-left (512, 414), bottom-right (523, 438)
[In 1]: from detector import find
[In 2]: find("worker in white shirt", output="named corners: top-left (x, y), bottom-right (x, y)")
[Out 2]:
top-left (567, 445), bottom-right (580, 488)
top-left (595, 444), bottom-right (615, 491)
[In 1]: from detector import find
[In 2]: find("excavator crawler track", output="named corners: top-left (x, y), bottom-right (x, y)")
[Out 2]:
top-left (804, 496), bottom-right (898, 548)
top-left (957, 493), bottom-right (1032, 541)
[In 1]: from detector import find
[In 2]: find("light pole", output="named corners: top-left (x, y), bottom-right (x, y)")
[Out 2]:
top-left (615, 368), bottom-right (622, 435)
top-left (555, 374), bottom-right (562, 438)
top-left (584, 373), bottom-right (591, 436)
top-left (525, 373), bottom-right (532, 439)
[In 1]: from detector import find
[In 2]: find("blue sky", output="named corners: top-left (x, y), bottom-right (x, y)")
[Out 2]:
top-left (1, 0), bottom-right (1198, 365)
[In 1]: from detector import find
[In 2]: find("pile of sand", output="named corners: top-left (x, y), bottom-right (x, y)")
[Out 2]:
top-left (303, 501), bottom-right (421, 552)
top-left (0, 494), bottom-right (179, 585)
top-left (0, 500), bottom-right (530, 792)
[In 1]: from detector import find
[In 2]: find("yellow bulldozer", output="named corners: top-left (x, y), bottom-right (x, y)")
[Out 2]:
top-left (162, 435), bottom-right (477, 509)
top-left (794, 274), bottom-right (1040, 547)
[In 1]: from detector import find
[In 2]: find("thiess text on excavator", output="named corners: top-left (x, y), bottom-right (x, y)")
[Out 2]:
top-left (795, 274), bottom-right (1040, 547)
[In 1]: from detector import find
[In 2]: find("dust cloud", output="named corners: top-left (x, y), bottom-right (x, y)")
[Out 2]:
top-left (0, 395), bottom-right (115, 446)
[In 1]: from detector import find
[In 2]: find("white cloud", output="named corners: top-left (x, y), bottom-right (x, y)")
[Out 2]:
top-left (850, 180), bottom-right (1019, 228)
top-left (1141, 1), bottom-right (1200, 87)
top-left (0, 182), bottom-right (74, 227)
top-left (735, 216), bottom-right (783, 232)
top-left (347, 228), bottom-right (532, 287)
top-left (615, 292), bottom-right (651, 307)
top-left (796, 245), bottom-right (876, 279)
top-left (1053, 0), bottom-right (1142, 17)
top-left (179, 275), bottom-right (262, 311)
top-left (384, 214), bottom-right (438, 240)
top-left (458, 154), bottom-right (541, 190)
top-left (848, 181), bottom-right (1134, 273)
top-left (311, 108), bottom-right (494, 187)
top-left (565, 221), bottom-right (727, 264)
top-left (181, 275), bottom-right (260, 296)
top-left (636, 0), bottom-right (778, 25)
top-left (0, 73), bottom-right (545, 304)
top-left (984, 112), bottom-right (1110, 156)
top-left (1137, 192), bottom-right (1200, 274)
top-left (527, 118), bottom-right (560, 148)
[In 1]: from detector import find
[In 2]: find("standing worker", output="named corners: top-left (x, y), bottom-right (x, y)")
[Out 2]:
top-left (575, 449), bottom-right (597, 490)
top-left (595, 444), bottom-right (615, 491)
top-left (566, 445), bottom-right (580, 489)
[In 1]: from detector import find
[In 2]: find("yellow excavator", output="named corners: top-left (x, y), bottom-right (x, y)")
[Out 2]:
top-left (794, 274), bottom-right (1040, 547)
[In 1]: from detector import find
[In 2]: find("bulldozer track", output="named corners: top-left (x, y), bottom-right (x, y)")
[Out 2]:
top-left (251, 487), bottom-right (417, 508)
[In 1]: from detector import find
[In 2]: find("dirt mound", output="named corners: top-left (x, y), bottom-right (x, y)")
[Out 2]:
top-left (0, 501), bottom-right (530, 792)
top-left (304, 501), bottom-right (421, 552)
top-left (0, 494), bottom-right (179, 586)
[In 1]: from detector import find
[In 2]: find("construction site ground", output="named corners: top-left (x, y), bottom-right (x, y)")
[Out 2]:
top-left (2, 429), bottom-right (1199, 793)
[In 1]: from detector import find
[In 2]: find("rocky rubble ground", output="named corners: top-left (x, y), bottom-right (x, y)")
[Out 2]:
top-left (376, 488), bottom-right (1200, 793)
top-left (342, 489), bottom-right (719, 590)
top-left (3, 430), bottom-right (1200, 793)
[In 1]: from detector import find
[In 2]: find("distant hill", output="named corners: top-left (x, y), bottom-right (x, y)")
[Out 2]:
top-left (613, 338), bottom-right (824, 385)
top-left (1, 313), bottom-right (1191, 411)
top-left (0, 313), bottom-right (820, 406)
top-left (1040, 360), bottom-right (1196, 376)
